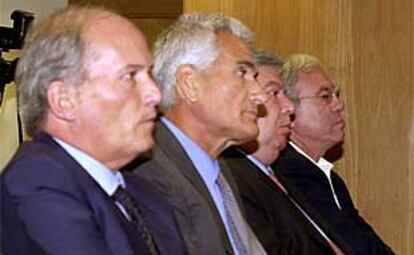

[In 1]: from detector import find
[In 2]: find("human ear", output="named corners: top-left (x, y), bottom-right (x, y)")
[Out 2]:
top-left (175, 64), bottom-right (199, 103)
top-left (46, 81), bottom-right (77, 121)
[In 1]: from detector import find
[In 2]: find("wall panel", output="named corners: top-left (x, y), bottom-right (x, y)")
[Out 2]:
top-left (0, 0), bottom-right (68, 171)
top-left (69, 0), bottom-right (182, 45)
top-left (185, 0), bottom-right (413, 253)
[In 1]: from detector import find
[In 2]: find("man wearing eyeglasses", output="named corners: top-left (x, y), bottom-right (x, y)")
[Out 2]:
top-left (272, 54), bottom-right (394, 255)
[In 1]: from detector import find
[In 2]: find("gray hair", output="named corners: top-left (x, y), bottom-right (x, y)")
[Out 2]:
top-left (152, 12), bottom-right (254, 112)
top-left (16, 6), bottom-right (108, 136)
top-left (281, 54), bottom-right (321, 100)
top-left (254, 49), bottom-right (283, 69)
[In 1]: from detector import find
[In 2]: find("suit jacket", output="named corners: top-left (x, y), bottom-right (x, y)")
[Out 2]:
top-left (128, 121), bottom-right (236, 255)
top-left (272, 143), bottom-right (395, 255)
top-left (0, 133), bottom-right (187, 255)
top-left (222, 147), bottom-right (354, 255)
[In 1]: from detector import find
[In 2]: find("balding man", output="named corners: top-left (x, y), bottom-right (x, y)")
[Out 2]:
top-left (1, 6), bottom-right (186, 255)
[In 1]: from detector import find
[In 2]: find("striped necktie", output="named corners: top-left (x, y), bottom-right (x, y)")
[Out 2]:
top-left (216, 172), bottom-right (267, 255)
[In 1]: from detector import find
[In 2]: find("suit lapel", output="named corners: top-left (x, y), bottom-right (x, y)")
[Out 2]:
top-left (277, 145), bottom-right (342, 208)
top-left (35, 133), bottom-right (146, 254)
top-left (124, 175), bottom-right (186, 254)
top-left (272, 144), bottom-right (356, 255)
top-left (154, 122), bottom-right (218, 210)
top-left (154, 122), bottom-right (233, 253)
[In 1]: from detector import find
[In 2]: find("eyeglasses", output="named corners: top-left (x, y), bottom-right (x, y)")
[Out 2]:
top-left (294, 88), bottom-right (340, 104)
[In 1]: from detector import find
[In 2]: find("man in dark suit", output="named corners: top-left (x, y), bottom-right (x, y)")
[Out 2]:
top-left (272, 54), bottom-right (395, 255)
top-left (223, 51), bottom-right (352, 255)
top-left (130, 13), bottom-right (268, 255)
top-left (1, 6), bottom-right (186, 255)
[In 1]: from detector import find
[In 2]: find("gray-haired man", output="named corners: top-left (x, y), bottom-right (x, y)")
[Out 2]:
top-left (130, 13), bottom-right (268, 255)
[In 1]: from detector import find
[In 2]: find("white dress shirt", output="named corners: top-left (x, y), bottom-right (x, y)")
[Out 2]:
top-left (289, 142), bottom-right (342, 209)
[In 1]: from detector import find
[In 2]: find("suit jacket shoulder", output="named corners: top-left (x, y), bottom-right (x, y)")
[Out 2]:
top-left (129, 121), bottom-right (233, 255)
top-left (272, 144), bottom-right (395, 255)
top-left (1, 133), bottom-right (144, 255)
top-left (124, 173), bottom-right (188, 254)
top-left (222, 147), bottom-right (336, 255)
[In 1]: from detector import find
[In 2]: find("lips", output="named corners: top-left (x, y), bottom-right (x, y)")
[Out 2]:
top-left (278, 125), bottom-right (291, 136)
top-left (333, 118), bottom-right (345, 129)
top-left (244, 109), bottom-right (259, 120)
top-left (143, 111), bottom-right (158, 123)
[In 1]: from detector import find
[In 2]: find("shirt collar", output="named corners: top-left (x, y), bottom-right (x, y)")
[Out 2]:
top-left (161, 117), bottom-right (220, 187)
top-left (289, 141), bottom-right (334, 178)
top-left (53, 137), bottom-right (126, 196)
top-left (246, 153), bottom-right (273, 176)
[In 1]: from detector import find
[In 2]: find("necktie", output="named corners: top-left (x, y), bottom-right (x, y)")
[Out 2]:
top-left (267, 168), bottom-right (287, 194)
top-left (268, 169), bottom-right (345, 255)
top-left (112, 186), bottom-right (159, 255)
top-left (216, 172), bottom-right (266, 255)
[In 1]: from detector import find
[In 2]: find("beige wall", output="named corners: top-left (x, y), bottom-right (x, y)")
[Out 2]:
top-left (0, 0), bottom-right (67, 171)
top-left (184, 0), bottom-right (413, 254)
top-left (0, 0), bottom-right (67, 25)
top-left (68, 0), bottom-right (182, 46)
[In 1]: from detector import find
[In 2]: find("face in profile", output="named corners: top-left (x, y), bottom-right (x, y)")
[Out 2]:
top-left (74, 14), bottom-right (161, 167)
top-left (193, 31), bottom-right (267, 146)
top-left (254, 65), bottom-right (295, 163)
top-left (291, 68), bottom-right (345, 150)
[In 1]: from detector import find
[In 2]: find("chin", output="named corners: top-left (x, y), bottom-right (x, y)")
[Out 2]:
top-left (336, 132), bottom-right (345, 141)
top-left (134, 138), bottom-right (155, 154)
top-left (232, 127), bottom-right (258, 145)
top-left (277, 141), bottom-right (287, 150)
top-left (245, 125), bottom-right (259, 140)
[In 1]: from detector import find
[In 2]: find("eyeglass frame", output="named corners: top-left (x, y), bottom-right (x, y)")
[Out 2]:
top-left (290, 87), bottom-right (340, 104)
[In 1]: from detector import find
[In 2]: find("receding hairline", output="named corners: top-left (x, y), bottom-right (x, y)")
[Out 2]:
top-left (39, 7), bottom-right (134, 43)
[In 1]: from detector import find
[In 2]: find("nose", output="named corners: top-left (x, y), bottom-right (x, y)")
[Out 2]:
top-left (144, 77), bottom-right (162, 107)
top-left (331, 95), bottom-right (344, 113)
top-left (248, 79), bottom-right (268, 105)
top-left (279, 92), bottom-right (295, 116)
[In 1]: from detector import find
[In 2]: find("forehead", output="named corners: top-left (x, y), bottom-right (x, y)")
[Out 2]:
top-left (83, 13), bottom-right (151, 67)
top-left (295, 68), bottom-right (333, 92)
top-left (216, 30), bottom-right (254, 63)
top-left (258, 66), bottom-right (281, 83)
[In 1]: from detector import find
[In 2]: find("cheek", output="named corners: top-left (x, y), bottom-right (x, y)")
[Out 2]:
top-left (294, 107), bottom-right (336, 138)
top-left (218, 88), bottom-right (247, 115)
top-left (293, 108), bottom-right (319, 131)
top-left (218, 83), bottom-right (244, 101)
top-left (257, 117), bottom-right (274, 140)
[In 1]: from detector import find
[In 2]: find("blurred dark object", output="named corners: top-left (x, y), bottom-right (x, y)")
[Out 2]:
top-left (0, 10), bottom-right (34, 49)
top-left (0, 10), bottom-right (34, 105)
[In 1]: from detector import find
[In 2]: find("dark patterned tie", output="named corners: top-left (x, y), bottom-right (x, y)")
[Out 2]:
top-left (112, 186), bottom-right (159, 255)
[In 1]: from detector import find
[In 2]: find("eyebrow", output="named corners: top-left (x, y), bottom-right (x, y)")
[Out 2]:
top-left (124, 64), bottom-right (147, 71)
top-left (237, 60), bottom-right (259, 78)
top-left (236, 60), bottom-right (256, 70)
top-left (317, 85), bottom-right (336, 93)
top-left (266, 81), bottom-right (282, 88)
top-left (118, 64), bottom-right (147, 75)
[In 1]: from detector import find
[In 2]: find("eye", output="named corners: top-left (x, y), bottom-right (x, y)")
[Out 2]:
top-left (253, 71), bottom-right (259, 80)
top-left (121, 70), bottom-right (137, 85)
top-left (267, 88), bottom-right (278, 96)
top-left (237, 66), bottom-right (248, 77)
top-left (319, 91), bottom-right (333, 101)
top-left (264, 83), bottom-right (284, 97)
